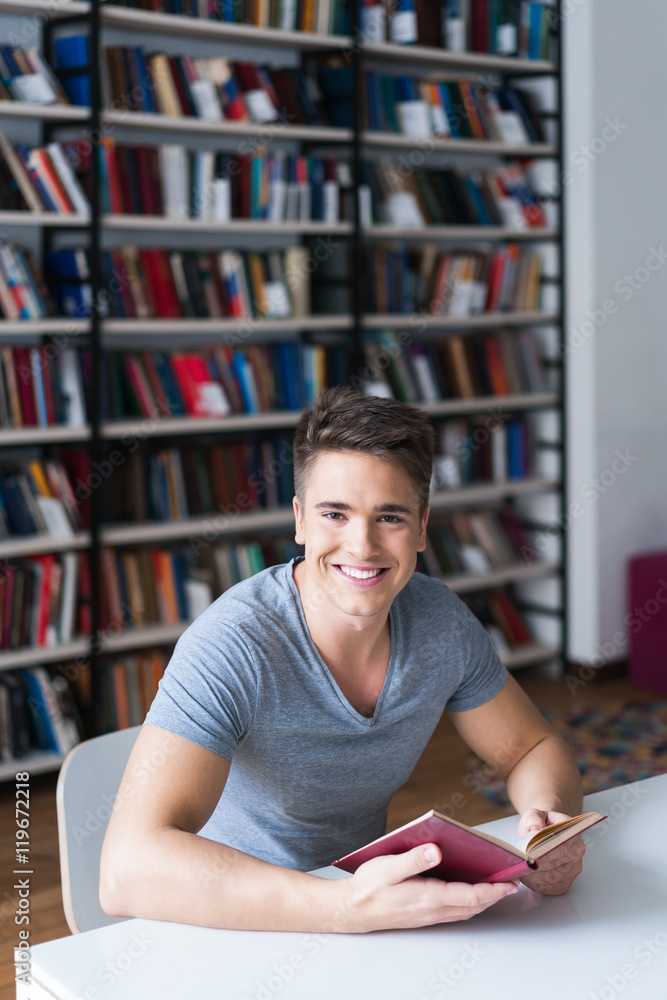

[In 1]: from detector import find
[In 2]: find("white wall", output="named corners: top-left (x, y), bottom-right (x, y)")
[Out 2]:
top-left (564, 0), bottom-right (667, 663)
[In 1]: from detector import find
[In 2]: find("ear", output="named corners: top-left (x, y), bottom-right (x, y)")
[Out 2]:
top-left (293, 495), bottom-right (306, 545)
top-left (416, 505), bottom-right (430, 552)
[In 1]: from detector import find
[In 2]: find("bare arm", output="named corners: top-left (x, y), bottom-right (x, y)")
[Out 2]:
top-left (99, 724), bottom-right (517, 932)
top-left (449, 674), bottom-right (585, 894)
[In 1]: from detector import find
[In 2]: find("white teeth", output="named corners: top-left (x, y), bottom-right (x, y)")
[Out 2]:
top-left (339, 566), bottom-right (383, 580)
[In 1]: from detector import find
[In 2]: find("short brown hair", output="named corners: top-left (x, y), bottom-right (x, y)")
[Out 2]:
top-left (293, 387), bottom-right (435, 517)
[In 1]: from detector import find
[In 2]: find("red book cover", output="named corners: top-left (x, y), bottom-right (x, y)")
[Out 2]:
top-left (332, 809), bottom-right (606, 884)
top-left (470, 0), bottom-right (488, 53)
top-left (115, 146), bottom-right (135, 214)
top-left (28, 554), bottom-right (55, 647)
top-left (484, 251), bottom-right (505, 313)
top-left (146, 147), bottom-right (163, 216)
top-left (1, 565), bottom-right (16, 649)
top-left (237, 156), bottom-right (252, 218)
top-left (139, 250), bottom-right (182, 318)
top-left (101, 137), bottom-right (124, 213)
top-left (58, 449), bottom-right (90, 525)
top-left (134, 147), bottom-right (157, 216)
top-left (180, 353), bottom-right (223, 417)
top-left (489, 591), bottom-right (533, 645)
top-left (207, 252), bottom-right (228, 315)
top-left (13, 347), bottom-right (38, 426)
top-left (122, 354), bottom-right (156, 417)
top-left (166, 56), bottom-right (190, 115)
top-left (32, 148), bottom-right (75, 213)
top-left (233, 61), bottom-right (263, 93)
top-left (75, 551), bottom-right (91, 636)
top-left (170, 353), bottom-right (200, 416)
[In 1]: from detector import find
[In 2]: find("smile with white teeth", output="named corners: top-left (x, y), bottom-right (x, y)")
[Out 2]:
top-left (337, 566), bottom-right (385, 579)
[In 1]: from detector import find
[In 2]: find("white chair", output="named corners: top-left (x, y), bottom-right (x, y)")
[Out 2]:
top-left (56, 725), bottom-right (141, 934)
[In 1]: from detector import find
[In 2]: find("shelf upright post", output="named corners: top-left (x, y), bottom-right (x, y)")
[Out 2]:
top-left (87, 0), bottom-right (103, 735)
top-left (554, 0), bottom-right (568, 669)
top-left (350, 0), bottom-right (364, 382)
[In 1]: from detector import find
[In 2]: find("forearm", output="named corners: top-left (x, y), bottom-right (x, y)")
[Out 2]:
top-left (100, 827), bottom-right (350, 933)
top-left (504, 734), bottom-right (583, 818)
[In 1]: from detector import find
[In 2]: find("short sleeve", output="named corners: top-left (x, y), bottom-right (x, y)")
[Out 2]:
top-left (444, 600), bottom-right (508, 713)
top-left (144, 619), bottom-right (259, 761)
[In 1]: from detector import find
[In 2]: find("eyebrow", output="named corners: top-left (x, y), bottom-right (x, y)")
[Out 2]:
top-left (314, 501), bottom-right (415, 515)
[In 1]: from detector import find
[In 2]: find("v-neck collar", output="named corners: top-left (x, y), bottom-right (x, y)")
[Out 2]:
top-left (286, 558), bottom-right (398, 727)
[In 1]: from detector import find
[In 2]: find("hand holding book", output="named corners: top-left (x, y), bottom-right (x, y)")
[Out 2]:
top-left (515, 808), bottom-right (591, 896)
top-left (333, 808), bottom-right (605, 889)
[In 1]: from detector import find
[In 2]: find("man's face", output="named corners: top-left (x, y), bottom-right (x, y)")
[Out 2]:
top-left (293, 450), bottom-right (429, 624)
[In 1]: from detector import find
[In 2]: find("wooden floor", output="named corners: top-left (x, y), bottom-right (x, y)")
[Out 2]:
top-left (0, 668), bottom-right (660, 998)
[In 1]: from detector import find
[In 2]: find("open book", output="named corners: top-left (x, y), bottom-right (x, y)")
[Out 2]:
top-left (332, 810), bottom-right (606, 884)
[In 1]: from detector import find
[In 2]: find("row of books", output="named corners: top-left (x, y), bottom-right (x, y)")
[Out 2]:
top-left (103, 49), bottom-right (328, 125)
top-left (0, 666), bottom-right (81, 762)
top-left (105, 345), bottom-right (347, 420)
top-left (360, 244), bottom-right (541, 316)
top-left (431, 414), bottom-right (534, 486)
top-left (100, 47), bottom-right (548, 143)
top-left (421, 505), bottom-right (532, 577)
top-left (360, 73), bottom-right (544, 144)
top-left (0, 241), bottom-right (57, 320)
top-left (97, 141), bottom-right (349, 223)
top-left (99, 536), bottom-right (300, 630)
top-left (104, 0), bottom-right (350, 35)
top-left (0, 346), bottom-right (87, 430)
top-left (360, 1), bottom-right (552, 60)
top-left (364, 161), bottom-right (545, 229)
top-left (96, 650), bottom-right (167, 734)
top-left (460, 587), bottom-right (534, 653)
top-left (0, 45), bottom-right (69, 104)
top-left (53, 1), bottom-right (551, 57)
top-left (0, 553), bottom-right (86, 650)
top-left (362, 327), bottom-right (546, 403)
top-left (94, 143), bottom-right (544, 228)
top-left (0, 458), bottom-right (84, 539)
top-left (53, 246), bottom-right (312, 321)
top-left (0, 132), bottom-right (89, 214)
top-left (441, 1), bottom-right (553, 59)
top-left (105, 438), bottom-right (295, 525)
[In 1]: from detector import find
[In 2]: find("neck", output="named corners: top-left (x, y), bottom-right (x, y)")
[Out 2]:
top-left (292, 559), bottom-right (391, 671)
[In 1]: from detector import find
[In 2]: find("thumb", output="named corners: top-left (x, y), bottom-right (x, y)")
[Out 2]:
top-left (392, 843), bottom-right (442, 883)
top-left (518, 809), bottom-right (548, 837)
top-left (359, 843), bottom-right (442, 885)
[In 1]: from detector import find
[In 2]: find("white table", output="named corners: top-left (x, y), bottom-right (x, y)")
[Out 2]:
top-left (17, 774), bottom-right (667, 1000)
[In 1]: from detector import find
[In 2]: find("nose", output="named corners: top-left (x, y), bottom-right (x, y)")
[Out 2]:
top-left (344, 517), bottom-right (381, 560)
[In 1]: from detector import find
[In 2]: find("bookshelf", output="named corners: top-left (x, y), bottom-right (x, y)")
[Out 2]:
top-left (0, 0), bottom-right (567, 778)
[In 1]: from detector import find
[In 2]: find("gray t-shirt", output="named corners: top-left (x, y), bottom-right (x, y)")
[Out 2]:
top-left (144, 558), bottom-right (507, 871)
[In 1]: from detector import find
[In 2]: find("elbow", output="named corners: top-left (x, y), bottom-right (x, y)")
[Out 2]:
top-left (98, 839), bottom-right (135, 918)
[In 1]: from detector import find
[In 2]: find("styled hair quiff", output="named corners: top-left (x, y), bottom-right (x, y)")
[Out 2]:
top-left (293, 387), bottom-right (435, 517)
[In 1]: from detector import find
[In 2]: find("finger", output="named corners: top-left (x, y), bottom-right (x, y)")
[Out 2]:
top-left (359, 842), bottom-right (443, 885)
top-left (518, 809), bottom-right (548, 836)
top-left (441, 880), bottom-right (519, 908)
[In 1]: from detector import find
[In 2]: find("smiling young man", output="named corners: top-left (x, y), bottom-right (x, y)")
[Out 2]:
top-left (100, 387), bottom-right (585, 932)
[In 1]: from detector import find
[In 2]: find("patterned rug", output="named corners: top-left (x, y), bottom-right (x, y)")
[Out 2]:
top-left (467, 700), bottom-right (667, 807)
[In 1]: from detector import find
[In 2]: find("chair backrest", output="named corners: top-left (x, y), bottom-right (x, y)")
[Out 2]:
top-left (56, 725), bottom-right (141, 934)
